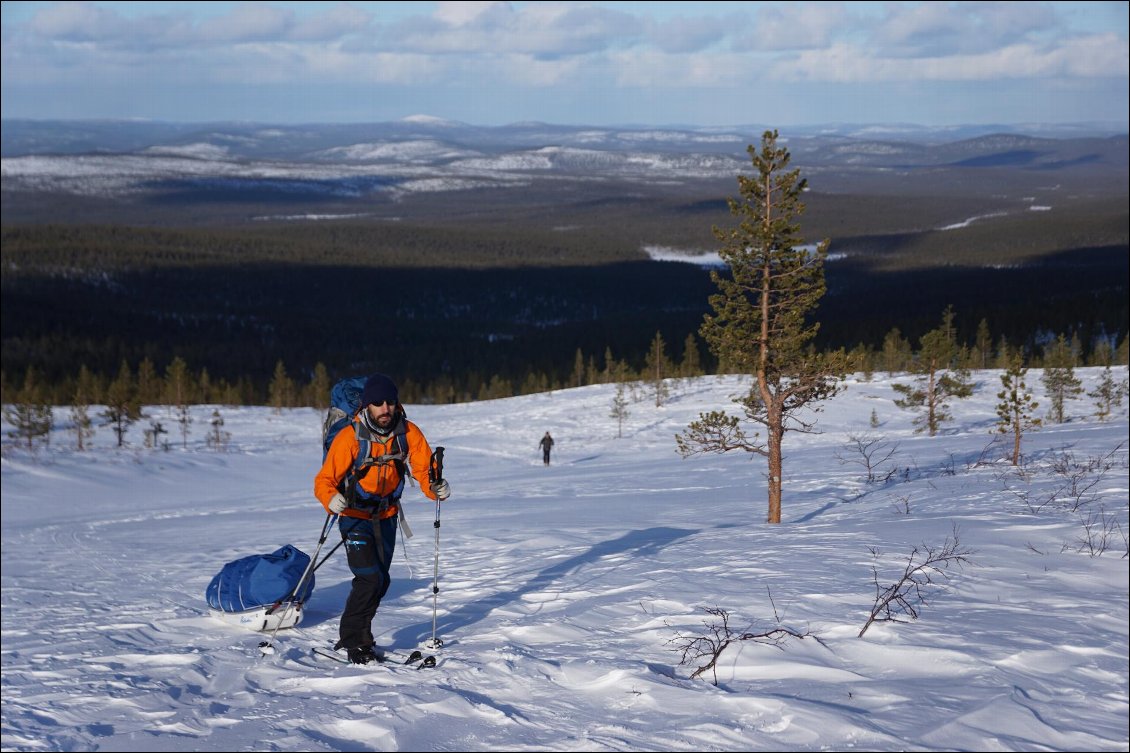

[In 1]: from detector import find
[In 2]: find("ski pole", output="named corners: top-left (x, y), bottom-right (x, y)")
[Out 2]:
top-left (425, 447), bottom-right (445, 650)
top-left (259, 511), bottom-right (338, 656)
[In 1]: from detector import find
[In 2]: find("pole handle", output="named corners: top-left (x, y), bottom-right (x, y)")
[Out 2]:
top-left (429, 446), bottom-right (445, 485)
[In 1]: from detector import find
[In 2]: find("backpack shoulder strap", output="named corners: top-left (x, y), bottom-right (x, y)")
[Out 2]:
top-left (344, 412), bottom-right (409, 502)
top-left (351, 418), bottom-right (373, 473)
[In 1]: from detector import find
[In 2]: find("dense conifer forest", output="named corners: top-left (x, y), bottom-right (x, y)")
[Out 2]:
top-left (2, 215), bottom-right (1126, 407)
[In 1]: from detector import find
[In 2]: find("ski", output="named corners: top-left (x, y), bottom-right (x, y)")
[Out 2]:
top-left (311, 645), bottom-right (436, 669)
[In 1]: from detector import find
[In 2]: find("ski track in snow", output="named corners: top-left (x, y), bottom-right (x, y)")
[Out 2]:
top-left (2, 370), bottom-right (1128, 751)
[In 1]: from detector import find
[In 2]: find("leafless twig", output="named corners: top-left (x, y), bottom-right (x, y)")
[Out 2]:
top-left (835, 432), bottom-right (900, 484)
top-left (1071, 505), bottom-right (1129, 558)
top-left (859, 526), bottom-right (975, 637)
top-left (668, 588), bottom-right (818, 685)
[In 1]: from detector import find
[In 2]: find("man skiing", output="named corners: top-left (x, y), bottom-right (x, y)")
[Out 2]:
top-left (314, 373), bottom-right (450, 664)
top-left (539, 431), bottom-right (554, 466)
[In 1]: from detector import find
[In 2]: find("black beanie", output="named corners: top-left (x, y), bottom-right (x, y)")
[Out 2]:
top-left (361, 373), bottom-right (399, 407)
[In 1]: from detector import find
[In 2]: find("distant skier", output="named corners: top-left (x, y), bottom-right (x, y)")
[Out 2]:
top-left (539, 431), bottom-right (555, 466)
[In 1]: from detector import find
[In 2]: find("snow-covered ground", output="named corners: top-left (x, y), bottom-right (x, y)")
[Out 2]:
top-left (2, 368), bottom-right (1127, 751)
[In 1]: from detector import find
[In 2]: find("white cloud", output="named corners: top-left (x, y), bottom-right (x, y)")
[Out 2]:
top-left (197, 3), bottom-right (294, 43)
top-left (433, 1), bottom-right (508, 27)
top-left (646, 13), bottom-right (737, 54)
top-left (1051, 33), bottom-right (1130, 77)
top-left (287, 3), bottom-right (373, 43)
top-left (27, 0), bottom-right (120, 40)
top-left (741, 1), bottom-right (850, 52)
top-left (874, 0), bottom-right (1059, 57)
top-left (608, 48), bottom-right (751, 88)
top-left (2, 1), bottom-right (1125, 125)
top-left (777, 34), bottom-right (1130, 83)
top-left (383, 1), bottom-right (641, 57)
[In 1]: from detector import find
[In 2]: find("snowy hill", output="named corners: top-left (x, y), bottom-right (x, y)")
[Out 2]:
top-left (2, 369), bottom-right (1128, 751)
top-left (2, 119), bottom-right (1125, 208)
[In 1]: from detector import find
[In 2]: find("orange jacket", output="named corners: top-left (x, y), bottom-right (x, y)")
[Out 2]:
top-left (314, 413), bottom-right (439, 520)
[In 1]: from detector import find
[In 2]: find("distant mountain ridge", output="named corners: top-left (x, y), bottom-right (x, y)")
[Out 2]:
top-left (3, 116), bottom-right (1126, 159)
top-left (2, 118), bottom-right (1126, 215)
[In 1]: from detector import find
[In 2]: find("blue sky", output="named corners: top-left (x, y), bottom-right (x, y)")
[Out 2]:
top-left (2, 1), bottom-right (1127, 127)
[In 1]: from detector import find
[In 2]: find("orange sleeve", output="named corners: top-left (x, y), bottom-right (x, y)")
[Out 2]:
top-left (404, 421), bottom-right (438, 500)
top-left (314, 424), bottom-right (358, 510)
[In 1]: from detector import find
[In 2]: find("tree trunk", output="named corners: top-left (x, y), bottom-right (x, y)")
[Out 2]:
top-left (766, 400), bottom-right (783, 524)
top-left (926, 358), bottom-right (938, 437)
top-left (1011, 409), bottom-right (1022, 465)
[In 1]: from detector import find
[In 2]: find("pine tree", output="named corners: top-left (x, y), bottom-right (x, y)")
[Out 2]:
top-left (481, 374), bottom-right (512, 400)
top-left (206, 408), bottom-right (231, 451)
top-left (880, 327), bottom-right (911, 375)
top-left (995, 353), bottom-right (1040, 465)
top-left (571, 349), bottom-right (586, 388)
top-left (102, 359), bottom-right (140, 448)
top-left (601, 347), bottom-right (617, 384)
top-left (1087, 365), bottom-right (1127, 421)
top-left (520, 371), bottom-right (550, 396)
top-left (974, 318), bottom-right (993, 369)
top-left (676, 130), bottom-right (847, 524)
top-left (644, 331), bottom-right (672, 407)
top-left (1041, 334), bottom-right (1083, 424)
top-left (163, 356), bottom-right (193, 406)
top-left (69, 364), bottom-right (97, 451)
top-left (679, 333), bottom-right (703, 377)
top-left (136, 357), bottom-right (160, 406)
top-left (892, 306), bottom-right (974, 436)
top-left (164, 356), bottom-right (193, 448)
top-left (585, 355), bottom-right (599, 385)
top-left (1069, 332), bottom-right (1084, 365)
top-left (609, 383), bottom-right (630, 438)
top-left (306, 362), bottom-right (331, 408)
top-left (1089, 337), bottom-right (1115, 367)
top-left (198, 367), bottom-right (213, 404)
top-left (268, 360), bottom-right (295, 413)
top-left (848, 343), bottom-right (875, 380)
top-left (994, 334), bottom-right (1012, 369)
top-left (3, 365), bottom-right (54, 450)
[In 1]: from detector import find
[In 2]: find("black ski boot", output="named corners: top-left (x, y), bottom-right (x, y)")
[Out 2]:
top-left (347, 645), bottom-right (384, 664)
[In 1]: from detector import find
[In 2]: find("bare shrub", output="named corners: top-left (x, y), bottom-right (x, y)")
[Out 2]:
top-left (1049, 442), bottom-right (1124, 512)
top-left (1068, 505), bottom-right (1129, 558)
top-left (859, 527), bottom-right (974, 637)
top-left (835, 432), bottom-right (900, 484)
top-left (889, 493), bottom-right (912, 515)
top-left (668, 589), bottom-right (818, 686)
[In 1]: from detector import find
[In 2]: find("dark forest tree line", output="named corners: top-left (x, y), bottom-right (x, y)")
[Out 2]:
top-left (2, 314), bottom-right (1126, 411)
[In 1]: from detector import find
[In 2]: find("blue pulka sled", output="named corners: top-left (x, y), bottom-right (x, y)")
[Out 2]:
top-left (206, 543), bottom-right (316, 633)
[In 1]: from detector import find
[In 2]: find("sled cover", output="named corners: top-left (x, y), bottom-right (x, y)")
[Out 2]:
top-left (205, 544), bottom-right (314, 612)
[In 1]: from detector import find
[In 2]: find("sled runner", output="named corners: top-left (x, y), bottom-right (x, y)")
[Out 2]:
top-left (208, 602), bottom-right (304, 632)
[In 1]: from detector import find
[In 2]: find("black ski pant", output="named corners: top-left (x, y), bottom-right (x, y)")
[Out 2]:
top-left (336, 513), bottom-right (398, 650)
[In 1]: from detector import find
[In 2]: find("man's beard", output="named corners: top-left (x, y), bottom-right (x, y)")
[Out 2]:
top-left (364, 410), bottom-right (394, 434)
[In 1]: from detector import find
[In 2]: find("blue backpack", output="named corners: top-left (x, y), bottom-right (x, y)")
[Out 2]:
top-left (206, 544), bottom-right (314, 612)
top-left (322, 376), bottom-right (410, 504)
